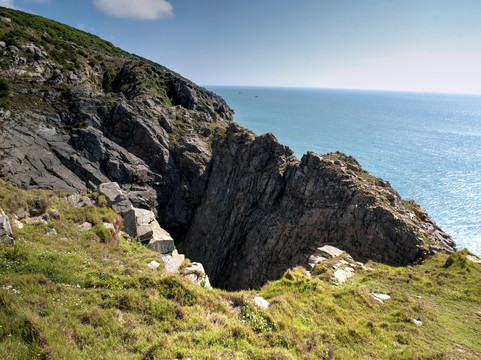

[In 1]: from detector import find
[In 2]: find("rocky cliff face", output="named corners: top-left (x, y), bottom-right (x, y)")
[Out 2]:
top-left (180, 124), bottom-right (455, 289)
top-left (0, 7), bottom-right (455, 290)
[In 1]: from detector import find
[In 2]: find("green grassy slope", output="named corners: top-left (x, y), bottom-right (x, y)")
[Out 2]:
top-left (0, 180), bottom-right (480, 359)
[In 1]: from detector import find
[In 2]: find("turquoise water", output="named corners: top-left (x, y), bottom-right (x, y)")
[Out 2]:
top-left (207, 86), bottom-right (481, 256)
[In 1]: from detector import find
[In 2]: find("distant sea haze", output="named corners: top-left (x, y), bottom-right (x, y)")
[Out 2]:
top-left (208, 86), bottom-right (481, 257)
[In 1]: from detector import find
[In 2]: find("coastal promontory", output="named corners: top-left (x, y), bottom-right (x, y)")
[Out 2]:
top-left (0, 7), bottom-right (479, 359)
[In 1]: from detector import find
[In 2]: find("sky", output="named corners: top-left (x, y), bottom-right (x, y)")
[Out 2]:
top-left (1, 0), bottom-right (481, 94)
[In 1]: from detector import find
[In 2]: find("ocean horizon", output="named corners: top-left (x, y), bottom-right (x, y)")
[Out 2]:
top-left (207, 86), bottom-right (481, 256)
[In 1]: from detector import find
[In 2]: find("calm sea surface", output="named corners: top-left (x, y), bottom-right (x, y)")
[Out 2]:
top-left (207, 86), bottom-right (481, 256)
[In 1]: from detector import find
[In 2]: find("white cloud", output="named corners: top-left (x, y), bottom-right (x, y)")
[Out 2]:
top-left (0, 0), bottom-right (16, 9)
top-left (92, 0), bottom-right (173, 20)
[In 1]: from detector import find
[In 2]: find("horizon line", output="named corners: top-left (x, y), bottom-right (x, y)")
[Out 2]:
top-left (202, 85), bottom-right (481, 97)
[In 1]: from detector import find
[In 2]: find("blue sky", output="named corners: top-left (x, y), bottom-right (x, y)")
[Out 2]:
top-left (1, 0), bottom-right (481, 94)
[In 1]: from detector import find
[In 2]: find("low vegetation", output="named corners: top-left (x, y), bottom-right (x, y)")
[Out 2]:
top-left (0, 180), bottom-right (480, 359)
top-left (0, 76), bottom-right (9, 108)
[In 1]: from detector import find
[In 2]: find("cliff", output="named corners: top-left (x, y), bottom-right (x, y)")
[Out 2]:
top-left (0, 7), bottom-right (455, 290)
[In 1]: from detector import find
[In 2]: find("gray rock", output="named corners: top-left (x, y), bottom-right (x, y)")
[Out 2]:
top-left (306, 245), bottom-right (343, 271)
top-left (371, 293), bottom-right (391, 303)
top-left (0, 41), bottom-right (5, 48)
top-left (160, 249), bottom-right (185, 273)
top-left (98, 183), bottom-right (137, 237)
top-left (15, 207), bottom-right (26, 220)
top-left (318, 245), bottom-right (344, 259)
top-left (134, 208), bottom-right (155, 226)
top-left (102, 222), bottom-right (115, 233)
top-left (146, 229), bottom-right (175, 254)
top-left (0, 213), bottom-right (13, 244)
top-left (79, 222), bottom-right (93, 231)
top-left (307, 254), bottom-right (327, 271)
top-left (45, 228), bottom-right (57, 237)
top-left (147, 260), bottom-right (160, 269)
top-left (66, 195), bottom-right (86, 208)
top-left (7, 45), bottom-right (18, 53)
top-left (178, 125), bottom-right (455, 289)
top-left (138, 224), bottom-right (153, 243)
top-left (183, 262), bottom-right (211, 288)
top-left (50, 209), bottom-right (61, 220)
top-left (41, 213), bottom-right (50, 222)
top-left (333, 267), bottom-right (355, 284)
top-left (49, 69), bottom-right (63, 84)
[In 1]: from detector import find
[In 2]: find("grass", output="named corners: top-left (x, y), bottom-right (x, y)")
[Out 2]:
top-left (0, 6), bottom-right (479, 359)
top-left (0, 181), bottom-right (480, 359)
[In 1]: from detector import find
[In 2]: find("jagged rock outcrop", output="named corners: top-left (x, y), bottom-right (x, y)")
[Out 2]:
top-left (0, 7), bottom-right (455, 290)
top-left (179, 124), bottom-right (455, 289)
top-left (97, 181), bottom-right (211, 286)
top-left (98, 182), bottom-right (175, 254)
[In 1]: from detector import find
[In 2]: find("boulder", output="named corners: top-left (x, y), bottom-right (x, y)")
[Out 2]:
top-left (98, 183), bottom-right (137, 237)
top-left (160, 249), bottom-right (185, 273)
top-left (318, 245), bottom-right (344, 259)
top-left (15, 207), bottom-right (26, 219)
top-left (134, 208), bottom-right (155, 225)
top-left (134, 208), bottom-right (156, 242)
top-left (183, 262), bottom-right (211, 288)
top-left (306, 245), bottom-right (344, 271)
top-left (138, 224), bottom-right (153, 243)
top-left (131, 206), bottom-right (175, 253)
top-left (0, 211), bottom-right (13, 244)
top-left (66, 195), bottom-right (86, 208)
top-left (333, 267), bottom-right (355, 284)
top-left (307, 254), bottom-right (328, 271)
top-left (79, 222), bottom-right (93, 231)
top-left (145, 221), bottom-right (175, 254)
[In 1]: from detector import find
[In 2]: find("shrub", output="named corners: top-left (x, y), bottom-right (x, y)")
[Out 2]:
top-left (444, 249), bottom-right (468, 269)
top-left (0, 77), bottom-right (10, 98)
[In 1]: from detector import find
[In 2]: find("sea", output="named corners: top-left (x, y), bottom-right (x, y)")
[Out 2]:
top-left (207, 86), bottom-right (481, 256)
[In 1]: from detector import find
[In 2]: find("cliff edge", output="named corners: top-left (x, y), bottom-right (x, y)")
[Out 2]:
top-left (0, 7), bottom-right (455, 289)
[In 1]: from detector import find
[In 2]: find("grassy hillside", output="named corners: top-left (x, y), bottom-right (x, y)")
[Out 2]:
top-left (0, 6), bottom-right (208, 112)
top-left (0, 180), bottom-right (480, 359)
